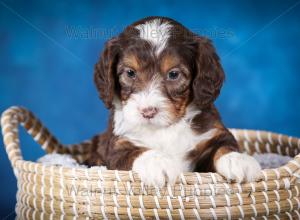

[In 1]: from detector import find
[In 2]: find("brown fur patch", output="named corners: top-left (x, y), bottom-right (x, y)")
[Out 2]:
top-left (160, 54), bottom-right (181, 74)
top-left (187, 126), bottom-right (238, 172)
top-left (122, 54), bottom-right (140, 72)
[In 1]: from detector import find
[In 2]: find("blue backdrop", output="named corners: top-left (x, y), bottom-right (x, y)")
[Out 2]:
top-left (1, 0), bottom-right (300, 218)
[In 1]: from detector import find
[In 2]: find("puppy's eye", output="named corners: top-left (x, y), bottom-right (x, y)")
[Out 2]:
top-left (126, 69), bottom-right (136, 79)
top-left (167, 71), bottom-right (180, 80)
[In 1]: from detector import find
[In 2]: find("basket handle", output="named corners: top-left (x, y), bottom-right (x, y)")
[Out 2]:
top-left (1, 106), bottom-right (76, 168)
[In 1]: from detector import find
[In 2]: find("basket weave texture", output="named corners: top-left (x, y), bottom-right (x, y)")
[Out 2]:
top-left (2, 106), bottom-right (300, 220)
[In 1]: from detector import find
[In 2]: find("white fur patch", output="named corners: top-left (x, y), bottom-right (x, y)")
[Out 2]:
top-left (114, 102), bottom-right (215, 156)
top-left (215, 152), bottom-right (262, 183)
top-left (135, 18), bottom-right (172, 55)
top-left (132, 150), bottom-right (185, 187)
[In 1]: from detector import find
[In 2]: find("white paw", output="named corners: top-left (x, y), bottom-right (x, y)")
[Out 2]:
top-left (132, 150), bottom-right (183, 187)
top-left (215, 152), bottom-right (262, 183)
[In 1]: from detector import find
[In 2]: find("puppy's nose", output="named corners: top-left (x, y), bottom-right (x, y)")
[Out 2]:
top-left (140, 107), bottom-right (158, 119)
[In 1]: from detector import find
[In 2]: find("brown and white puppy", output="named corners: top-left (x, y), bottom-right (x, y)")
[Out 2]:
top-left (87, 16), bottom-right (261, 186)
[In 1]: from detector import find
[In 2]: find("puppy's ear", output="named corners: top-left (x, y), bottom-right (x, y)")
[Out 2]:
top-left (193, 37), bottom-right (225, 109)
top-left (94, 37), bottom-right (120, 109)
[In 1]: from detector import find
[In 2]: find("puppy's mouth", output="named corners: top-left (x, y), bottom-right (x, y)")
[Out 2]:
top-left (141, 118), bottom-right (156, 125)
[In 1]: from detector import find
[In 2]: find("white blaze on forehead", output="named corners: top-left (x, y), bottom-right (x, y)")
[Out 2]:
top-left (135, 18), bottom-right (172, 55)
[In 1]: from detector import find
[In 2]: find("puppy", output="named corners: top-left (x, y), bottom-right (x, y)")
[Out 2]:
top-left (86, 16), bottom-right (261, 186)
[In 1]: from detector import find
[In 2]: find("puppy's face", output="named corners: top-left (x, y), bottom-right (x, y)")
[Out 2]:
top-left (115, 43), bottom-right (193, 127)
top-left (95, 17), bottom-right (225, 128)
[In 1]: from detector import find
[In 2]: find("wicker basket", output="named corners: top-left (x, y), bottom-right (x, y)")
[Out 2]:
top-left (2, 106), bottom-right (300, 220)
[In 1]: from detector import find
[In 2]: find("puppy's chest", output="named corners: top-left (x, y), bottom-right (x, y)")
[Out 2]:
top-left (119, 120), bottom-right (216, 156)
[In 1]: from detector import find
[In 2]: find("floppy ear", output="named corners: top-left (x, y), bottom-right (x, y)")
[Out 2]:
top-left (193, 37), bottom-right (225, 109)
top-left (94, 37), bottom-right (120, 109)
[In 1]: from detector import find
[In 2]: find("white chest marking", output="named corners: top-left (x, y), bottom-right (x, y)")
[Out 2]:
top-left (114, 110), bottom-right (217, 157)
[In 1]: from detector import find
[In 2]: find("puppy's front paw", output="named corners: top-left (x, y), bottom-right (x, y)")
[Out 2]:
top-left (216, 152), bottom-right (261, 183)
top-left (132, 150), bottom-right (182, 187)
